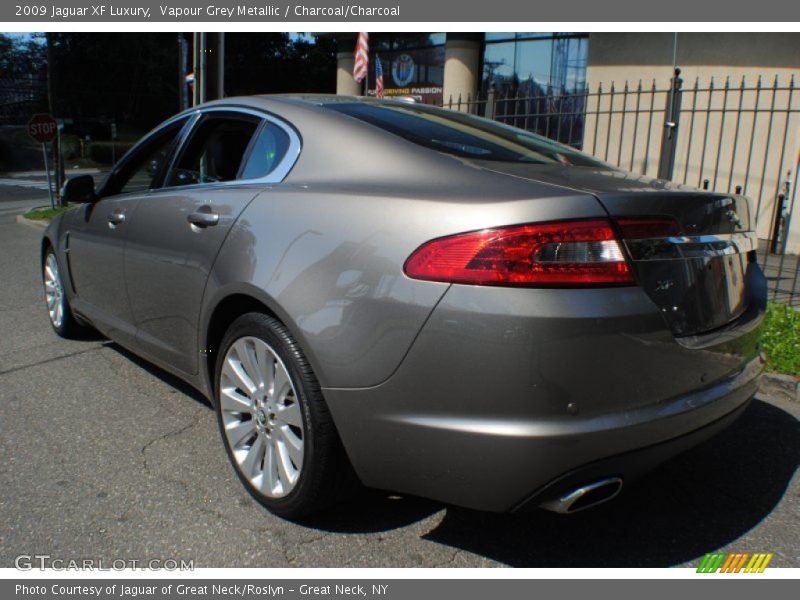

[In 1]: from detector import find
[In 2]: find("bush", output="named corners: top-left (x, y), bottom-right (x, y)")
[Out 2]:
top-left (760, 303), bottom-right (800, 376)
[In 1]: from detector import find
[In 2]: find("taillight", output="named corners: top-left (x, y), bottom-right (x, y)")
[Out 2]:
top-left (403, 219), bottom-right (634, 286)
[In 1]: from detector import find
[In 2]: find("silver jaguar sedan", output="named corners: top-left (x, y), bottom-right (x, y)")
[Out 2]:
top-left (42, 95), bottom-right (766, 518)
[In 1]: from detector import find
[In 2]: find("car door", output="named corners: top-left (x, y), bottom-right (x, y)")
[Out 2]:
top-left (123, 109), bottom-right (295, 376)
top-left (66, 116), bottom-right (191, 347)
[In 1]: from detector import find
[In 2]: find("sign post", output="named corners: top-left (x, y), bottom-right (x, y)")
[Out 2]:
top-left (27, 113), bottom-right (58, 209)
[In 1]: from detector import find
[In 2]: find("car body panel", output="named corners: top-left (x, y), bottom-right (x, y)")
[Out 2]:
top-left (61, 195), bottom-right (143, 347)
top-left (322, 282), bottom-right (765, 511)
top-left (203, 177), bottom-right (607, 389)
top-left (125, 185), bottom-right (264, 375)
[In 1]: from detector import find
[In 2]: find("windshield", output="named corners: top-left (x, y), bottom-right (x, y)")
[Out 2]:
top-left (325, 101), bottom-right (609, 167)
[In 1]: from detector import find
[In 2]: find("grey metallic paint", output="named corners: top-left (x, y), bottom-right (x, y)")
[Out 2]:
top-left (43, 95), bottom-right (766, 512)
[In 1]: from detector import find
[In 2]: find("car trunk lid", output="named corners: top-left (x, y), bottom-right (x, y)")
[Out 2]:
top-left (470, 163), bottom-right (758, 336)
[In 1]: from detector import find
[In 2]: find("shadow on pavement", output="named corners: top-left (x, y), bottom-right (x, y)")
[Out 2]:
top-left (107, 342), bottom-right (212, 408)
top-left (100, 339), bottom-right (800, 565)
top-left (421, 399), bottom-right (799, 567)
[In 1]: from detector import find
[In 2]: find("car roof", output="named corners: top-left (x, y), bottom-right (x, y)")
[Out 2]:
top-left (194, 94), bottom-right (415, 113)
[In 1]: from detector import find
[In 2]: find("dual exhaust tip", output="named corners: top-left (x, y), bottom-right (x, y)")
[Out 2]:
top-left (539, 477), bottom-right (624, 514)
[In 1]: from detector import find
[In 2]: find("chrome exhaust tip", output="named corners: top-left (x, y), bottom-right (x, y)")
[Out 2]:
top-left (539, 477), bottom-right (623, 514)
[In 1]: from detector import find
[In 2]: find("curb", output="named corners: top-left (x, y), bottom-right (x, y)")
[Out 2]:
top-left (15, 214), bottom-right (49, 230)
top-left (759, 372), bottom-right (800, 403)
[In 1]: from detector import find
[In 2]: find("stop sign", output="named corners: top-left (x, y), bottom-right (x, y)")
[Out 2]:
top-left (28, 113), bottom-right (58, 143)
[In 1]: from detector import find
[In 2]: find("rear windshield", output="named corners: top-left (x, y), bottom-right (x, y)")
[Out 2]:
top-left (325, 101), bottom-right (608, 167)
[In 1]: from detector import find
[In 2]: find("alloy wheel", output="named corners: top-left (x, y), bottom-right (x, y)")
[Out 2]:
top-left (219, 336), bottom-right (305, 498)
top-left (44, 253), bottom-right (65, 328)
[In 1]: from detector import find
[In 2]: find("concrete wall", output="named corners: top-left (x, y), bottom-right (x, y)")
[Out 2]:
top-left (584, 33), bottom-right (800, 248)
top-left (336, 51), bottom-right (361, 96)
top-left (442, 34), bottom-right (482, 109)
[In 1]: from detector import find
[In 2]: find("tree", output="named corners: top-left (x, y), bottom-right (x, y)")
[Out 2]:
top-left (0, 33), bottom-right (46, 76)
top-left (224, 33), bottom-right (336, 97)
top-left (47, 33), bottom-right (177, 132)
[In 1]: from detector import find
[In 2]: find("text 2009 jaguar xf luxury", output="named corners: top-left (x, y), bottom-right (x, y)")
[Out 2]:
top-left (42, 95), bottom-right (766, 518)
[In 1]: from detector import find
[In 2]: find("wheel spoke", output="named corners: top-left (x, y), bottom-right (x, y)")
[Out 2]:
top-left (225, 418), bottom-right (256, 447)
top-left (276, 425), bottom-right (303, 467)
top-left (273, 364), bottom-right (290, 400)
top-left (276, 400), bottom-right (303, 428)
top-left (235, 339), bottom-right (263, 389)
top-left (220, 387), bottom-right (251, 413)
top-left (275, 438), bottom-right (296, 485)
top-left (221, 356), bottom-right (257, 396)
top-left (256, 342), bottom-right (274, 392)
top-left (262, 440), bottom-right (279, 494)
top-left (239, 435), bottom-right (265, 478)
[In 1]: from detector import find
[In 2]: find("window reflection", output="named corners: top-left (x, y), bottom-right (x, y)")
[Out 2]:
top-left (482, 33), bottom-right (589, 148)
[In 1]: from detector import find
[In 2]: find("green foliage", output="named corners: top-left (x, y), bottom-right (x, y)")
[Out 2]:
top-left (761, 303), bottom-right (800, 376)
top-left (0, 33), bottom-right (46, 76)
top-left (23, 206), bottom-right (72, 221)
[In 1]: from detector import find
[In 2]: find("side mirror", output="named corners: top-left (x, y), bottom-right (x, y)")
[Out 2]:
top-left (61, 175), bottom-right (96, 204)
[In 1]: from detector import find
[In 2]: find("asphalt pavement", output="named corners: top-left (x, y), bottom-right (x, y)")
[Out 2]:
top-left (0, 182), bottom-right (798, 569)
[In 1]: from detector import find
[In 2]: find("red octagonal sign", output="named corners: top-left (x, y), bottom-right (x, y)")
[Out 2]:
top-left (28, 113), bottom-right (58, 143)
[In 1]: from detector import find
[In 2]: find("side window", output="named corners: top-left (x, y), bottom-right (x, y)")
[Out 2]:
top-left (240, 122), bottom-right (291, 180)
top-left (111, 118), bottom-right (188, 196)
top-left (165, 114), bottom-right (259, 187)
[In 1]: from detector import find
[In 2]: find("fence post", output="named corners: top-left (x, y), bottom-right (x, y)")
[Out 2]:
top-left (486, 83), bottom-right (496, 120)
top-left (657, 67), bottom-right (684, 181)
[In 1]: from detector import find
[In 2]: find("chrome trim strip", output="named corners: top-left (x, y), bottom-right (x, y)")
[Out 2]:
top-left (624, 231), bottom-right (757, 261)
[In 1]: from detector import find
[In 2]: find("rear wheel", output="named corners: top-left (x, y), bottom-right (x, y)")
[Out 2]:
top-left (214, 312), bottom-right (357, 519)
top-left (43, 248), bottom-right (86, 338)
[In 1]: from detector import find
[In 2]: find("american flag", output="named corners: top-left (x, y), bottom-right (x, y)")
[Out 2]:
top-left (353, 32), bottom-right (369, 84)
top-left (375, 55), bottom-right (384, 99)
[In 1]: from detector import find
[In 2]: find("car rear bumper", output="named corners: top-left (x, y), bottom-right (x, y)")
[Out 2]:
top-left (323, 283), bottom-right (766, 512)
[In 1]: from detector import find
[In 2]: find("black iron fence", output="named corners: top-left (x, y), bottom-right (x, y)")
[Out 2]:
top-left (442, 71), bottom-right (800, 306)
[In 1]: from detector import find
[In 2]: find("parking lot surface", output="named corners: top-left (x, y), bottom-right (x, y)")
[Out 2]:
top-left (1, 184), bottom-right (798, 568)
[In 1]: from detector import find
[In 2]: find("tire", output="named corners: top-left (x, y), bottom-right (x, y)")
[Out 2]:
top-left (214, 312), bottom-right (357, 519)
top-left (42, 247), bottom-right (87, 339)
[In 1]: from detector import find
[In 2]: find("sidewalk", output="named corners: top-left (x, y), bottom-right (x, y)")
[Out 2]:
top-left (4, 167), bottom-right (104, 179)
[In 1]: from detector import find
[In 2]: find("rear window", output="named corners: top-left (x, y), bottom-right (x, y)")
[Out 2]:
top-left (325, 102), bottom-right (607, 167)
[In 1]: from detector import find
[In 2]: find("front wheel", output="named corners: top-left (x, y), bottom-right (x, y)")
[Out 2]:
top-left (214, 312), bottom-right (357, 519)
top-left (43, 248), bottom-right (86, 338)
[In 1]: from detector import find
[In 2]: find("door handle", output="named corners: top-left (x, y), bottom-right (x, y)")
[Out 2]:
top-left (187, 211), bottom-right (220, 228)
top-left (108, 211), bottom-right (126, 226)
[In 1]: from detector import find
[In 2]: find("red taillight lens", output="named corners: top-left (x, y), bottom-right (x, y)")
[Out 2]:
top-left (403, 219), bottom-right (634, 286)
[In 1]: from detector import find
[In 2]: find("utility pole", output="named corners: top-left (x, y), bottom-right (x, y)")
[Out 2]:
top-left (178, 33), bottom-right (190, 111)
top-left (216, 33), bottom-right (225, 100)
top-left (193, 32), bottom-right (206, 106)
top-left (192, 33), bottom-right (225, 105)
top-left (44, 32), bottom-right (62, 200)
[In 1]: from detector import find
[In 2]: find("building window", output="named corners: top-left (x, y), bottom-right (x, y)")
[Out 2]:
top-left (482, 33), bottom-right (589, 147)
top-left (367, 33), bottom-right (445, 104)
